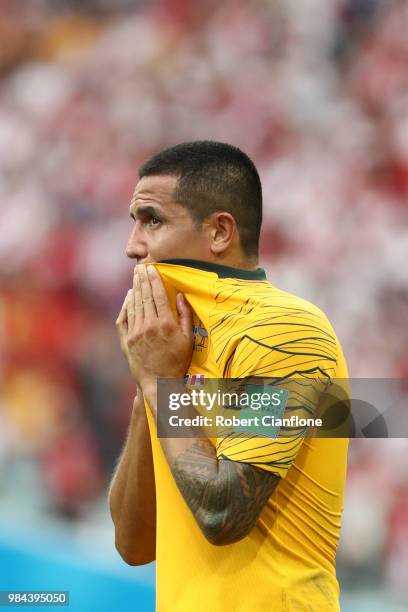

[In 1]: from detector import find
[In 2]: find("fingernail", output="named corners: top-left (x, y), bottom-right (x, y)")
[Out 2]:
top-left (147, 265), bottom-right (155, 276)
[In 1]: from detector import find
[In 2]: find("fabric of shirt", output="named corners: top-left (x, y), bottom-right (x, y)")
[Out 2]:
top-left (143, 259), bottom-right (349, 612)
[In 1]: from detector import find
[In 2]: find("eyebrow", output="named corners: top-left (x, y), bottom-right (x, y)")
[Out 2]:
top-left (129, 204), bottom-right (164, 220)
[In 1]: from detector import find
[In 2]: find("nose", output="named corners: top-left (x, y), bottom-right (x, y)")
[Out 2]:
top-left (126, 221), bottom-right (149, 262)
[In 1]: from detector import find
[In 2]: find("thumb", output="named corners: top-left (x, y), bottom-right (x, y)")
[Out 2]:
top-left (176, 293), bottom-right (193, 338)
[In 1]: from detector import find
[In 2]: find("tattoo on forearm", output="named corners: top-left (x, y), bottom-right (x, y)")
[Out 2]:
top-left (172, 440), bottom-right (279, 544)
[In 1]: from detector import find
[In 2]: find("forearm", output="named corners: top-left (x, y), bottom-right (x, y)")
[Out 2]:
top-left (169, 438), bottom-right (238, 544)
top-left (109, 393), bottom-right (156, 564)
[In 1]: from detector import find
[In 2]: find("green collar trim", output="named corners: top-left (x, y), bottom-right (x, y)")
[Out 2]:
top-left (159, 258), bottom-right (267, 280)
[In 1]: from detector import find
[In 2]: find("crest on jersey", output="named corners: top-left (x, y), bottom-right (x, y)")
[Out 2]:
top-left (192, 320), bottom-right (208, 352)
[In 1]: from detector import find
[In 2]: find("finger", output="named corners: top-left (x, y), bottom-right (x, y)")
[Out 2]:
top-left (116, 291), bottom-right (131, 354)
top-left (176, 293), bottom-right (193, 338)
top-left (132, 266), bottom-right (144, 331)
top-left (147, 265), bottom-right (172, 318)
top-left (116, 291), bottom-right (128, 321)
top-left (138, 264), bottom-right (157, 323)
top-left (116, 291), bottom-right (129, 334)
top-left (127, 289), bottom-right (135, 331)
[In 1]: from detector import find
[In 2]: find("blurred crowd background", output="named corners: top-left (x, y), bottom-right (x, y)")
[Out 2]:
top-left (0, 0), bottom-right (408, 609)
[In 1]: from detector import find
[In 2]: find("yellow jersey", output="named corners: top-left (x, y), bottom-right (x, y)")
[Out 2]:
top-left (144, 259), bottom-right (349, 612)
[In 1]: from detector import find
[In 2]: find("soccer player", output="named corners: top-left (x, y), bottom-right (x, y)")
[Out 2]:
top-left (109, 141), bottom-right (349, 611)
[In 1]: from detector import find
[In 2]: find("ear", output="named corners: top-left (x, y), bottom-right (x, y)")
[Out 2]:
top-left (208, 212), bottom-right (237, 255)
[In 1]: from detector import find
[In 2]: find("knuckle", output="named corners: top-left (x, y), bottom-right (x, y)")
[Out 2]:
top-left (161, 318), bottom-right (175, 334)
top-left (144, 325), bottom-right (155, 338)
top-left (127, 333), bottom-right (139, 346)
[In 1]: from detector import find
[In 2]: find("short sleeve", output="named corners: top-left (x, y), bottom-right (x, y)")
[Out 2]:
top-left (216, 306), bottom-right (339, 478)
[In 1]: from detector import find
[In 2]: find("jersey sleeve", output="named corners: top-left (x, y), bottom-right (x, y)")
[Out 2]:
top-left (215, 305), bottom-right (339, 478)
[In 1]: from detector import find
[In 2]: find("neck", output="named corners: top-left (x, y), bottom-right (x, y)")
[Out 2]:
top-left (212, 253), bottom-right (258, 271)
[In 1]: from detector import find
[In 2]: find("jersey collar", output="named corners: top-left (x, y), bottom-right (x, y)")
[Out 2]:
top-left (159, 258), bottom-right (267, 281)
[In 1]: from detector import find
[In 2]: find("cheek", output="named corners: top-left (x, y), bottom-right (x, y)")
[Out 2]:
top-left (146, 228), bottom-right (181, 259)
top-left (154, 226), bottom-right (209, 260)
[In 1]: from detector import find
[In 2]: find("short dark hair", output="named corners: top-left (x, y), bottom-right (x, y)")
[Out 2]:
top-left (139, 141), bottom-right (262, 258)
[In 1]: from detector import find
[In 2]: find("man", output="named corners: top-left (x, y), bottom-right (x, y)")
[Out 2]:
top-left (109, 141), bottom-right (349, 611)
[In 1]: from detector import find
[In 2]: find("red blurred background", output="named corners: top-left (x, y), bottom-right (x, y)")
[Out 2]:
top-left (0, 0), bottom-right (407, 605)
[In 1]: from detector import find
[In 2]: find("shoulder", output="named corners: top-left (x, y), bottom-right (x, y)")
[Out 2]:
top-left (213, 279), bottom-right (344, 378)
top-left (248, 281), bottom-right (337, 340)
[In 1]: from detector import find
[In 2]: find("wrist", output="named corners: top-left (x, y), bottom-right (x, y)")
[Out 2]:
top-left (141, 380), bottom-right (157, 409)
top-left (132, 391), bottom-right (146, 414)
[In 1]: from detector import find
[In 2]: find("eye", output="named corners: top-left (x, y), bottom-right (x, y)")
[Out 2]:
top-left (147, 216), bottom-right (161, 227)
